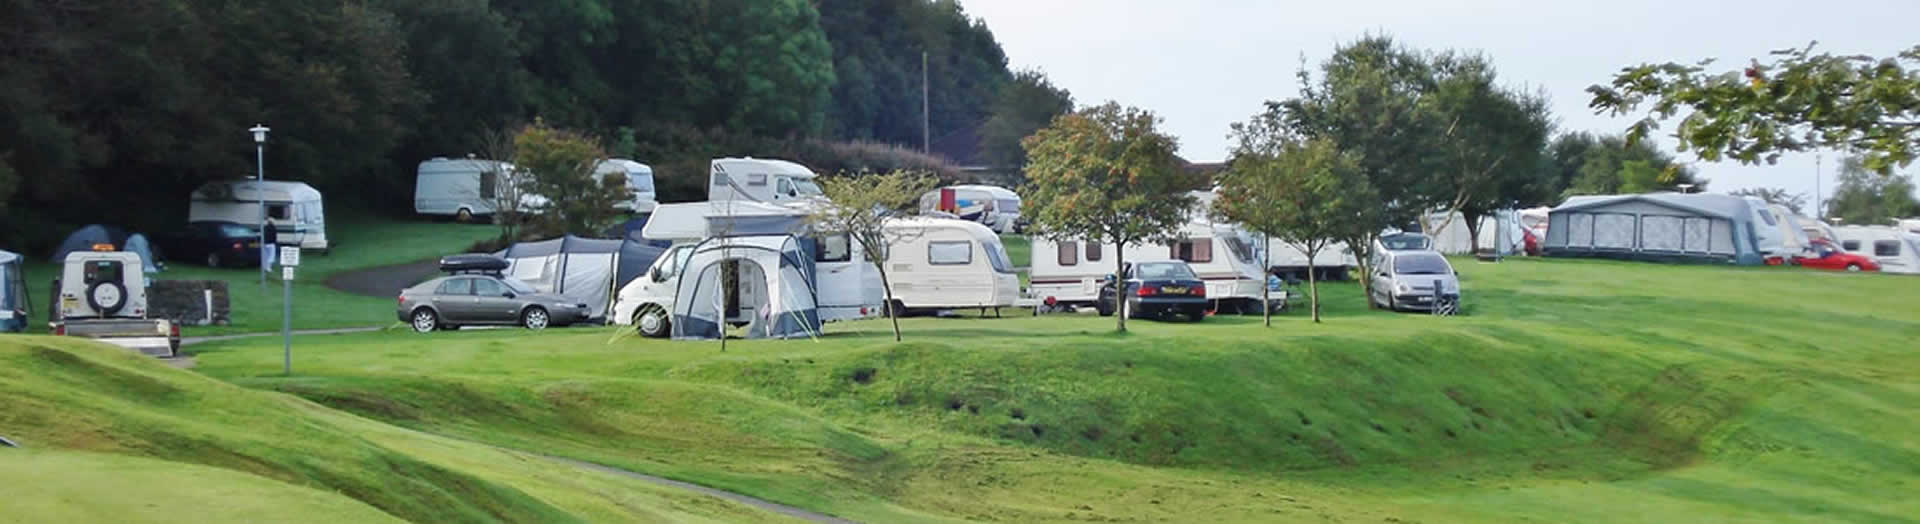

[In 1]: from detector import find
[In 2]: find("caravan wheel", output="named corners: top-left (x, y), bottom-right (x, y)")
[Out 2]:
top-left (635, 305), bottom-right (671, 338)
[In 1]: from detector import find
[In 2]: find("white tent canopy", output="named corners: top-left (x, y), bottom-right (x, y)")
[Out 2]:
top-left (670, 235), bottom-right (820, 340)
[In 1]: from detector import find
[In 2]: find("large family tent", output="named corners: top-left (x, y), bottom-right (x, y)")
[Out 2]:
top-left (670, 235), bottom-right (821, 340)
top-left (0, 249), bottom-right (27, 332)
top-left (494, 235), bottom-right (666, 321)
top-left (1544, 193), bottom-right (1765, 265)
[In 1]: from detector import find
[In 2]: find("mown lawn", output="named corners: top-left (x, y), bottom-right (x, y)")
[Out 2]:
top-left (21, 215), bottom-right (496, 335)
top-left (171, 257), bottom-right (1920, 522)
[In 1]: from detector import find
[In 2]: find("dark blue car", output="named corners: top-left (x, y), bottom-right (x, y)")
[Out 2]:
top-left (1095, 261), bottom-right (1208, 322)
top-left (158, 221), bottom-right (263, 268)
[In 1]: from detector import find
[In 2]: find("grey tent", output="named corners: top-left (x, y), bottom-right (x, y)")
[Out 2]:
top-left (1544, 193), bottom-right (1765, 265)
top-left (50, 225), bottom-right (127, 263)
top-left (494, 235), bottom-right (665, 321)
top-left (670, 235), bottom-right (821, 340)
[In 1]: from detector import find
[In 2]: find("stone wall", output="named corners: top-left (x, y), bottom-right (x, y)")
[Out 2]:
top-left (150, 280), bottom-right (230, 326)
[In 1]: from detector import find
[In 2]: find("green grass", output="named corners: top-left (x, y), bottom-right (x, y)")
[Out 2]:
top-left (21, 215), bottom-right (496, 335)
top-left (175, 257), bottom-right (1920, 522)
top-left (999, 234), bottom-right (1030, 268)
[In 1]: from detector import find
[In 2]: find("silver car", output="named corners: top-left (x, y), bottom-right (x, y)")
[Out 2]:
top-left (397, 274), bottom-right (589, 332)
top-left (1368, 250), bottom-right (1460, 312)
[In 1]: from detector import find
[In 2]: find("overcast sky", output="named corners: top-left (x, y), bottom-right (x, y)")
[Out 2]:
top-left (959, 0), bottom-right (1918, 210)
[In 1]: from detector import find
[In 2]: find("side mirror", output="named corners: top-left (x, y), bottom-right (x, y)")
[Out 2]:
top-left (502, 292), bottom-right (516, 299)
top-left (1103, 273), bottom-right (1117, 282)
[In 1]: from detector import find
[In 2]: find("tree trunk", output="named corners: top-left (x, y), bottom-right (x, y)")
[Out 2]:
top-left (1113, 243), bottom-right (1127, 333)
top-left (1307, 257), bottom-right (1320, 323)
top-left (877, 264), bottom-right (902, 342)
top-left (1350, 233), bottom-right (1377, 303)
top-left (1463, 210), bottom-right (1484, 253)
top-left (1261, 234), bottom-right (1271, 328)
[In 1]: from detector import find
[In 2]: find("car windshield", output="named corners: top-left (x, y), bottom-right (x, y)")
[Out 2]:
top-left (1394, 254), bottom-right (1452, 275)
top-left (1134, 262), bottom-right (1197, 280)
top-left (500, 278), bottom-right (537, 294)
top-left (1382, 233), bottom-right (1431, 250)
top-left (791, 178), bottom-right (824, 196)
top-left (628, 173), bottom-right (654, 192)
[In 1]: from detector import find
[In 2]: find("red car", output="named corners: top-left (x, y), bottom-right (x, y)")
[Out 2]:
top-left (1794, 240), bottom-right (1881, 272)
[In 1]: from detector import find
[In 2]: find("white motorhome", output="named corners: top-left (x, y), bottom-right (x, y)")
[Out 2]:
top-left (414, 157), bottom-right (538, 221)
top-left (880, 217), bottom-right (1020, 313)
top-left (918, 185), bottom-right (1023, 233)
top-left (708, 157), bottom-right (826, 205)
top-left (598, 159), bottom-right (658, 213)
top-left (189, 180), bottom-right (328, 252)
top-left (1028, 220), bottom-right (1269, 313)
top-left (1832, 225), bottom-right (1920, 274)
top-left (612, 200), bottom-right (883, 336)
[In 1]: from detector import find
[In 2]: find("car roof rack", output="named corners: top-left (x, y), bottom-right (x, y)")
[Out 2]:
top-left (440, 254), bottom-right (508, 275)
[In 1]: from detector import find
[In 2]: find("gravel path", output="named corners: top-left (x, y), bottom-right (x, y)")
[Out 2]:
top-left (324, 259), bottom-right (439, 298)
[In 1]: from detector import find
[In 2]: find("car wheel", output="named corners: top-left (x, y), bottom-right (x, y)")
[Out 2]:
top-left (1188, 308), bottom-right (1207, 322)
top-left (1095, 298), bottom-right (1114, 317)
top-left (206, 252), bottom-right (222, 268)
top-left (635, 305), bottom-right (671, 338)
top-left (522, 307), bottom-right (550, 330)
top-left (1846, 263), bottom-right (1862, 272)
top-left (455, 208), bottom-right (474, 223)
top-left (410, 308), bottom-right (438, 333)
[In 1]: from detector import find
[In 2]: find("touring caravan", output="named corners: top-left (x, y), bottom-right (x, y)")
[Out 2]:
top-left (880, 217), bottom-right (1020, 313)
top-left (414, 157), bottom-right (550, 221)
top-left (1191, 190), bottom-right (1352, 281)
top-left (1832, 225), bottom-right (1920, 274)
top-left (708, 157), bottom-right (826, 205)
top-left (189, 180), bottom-right (328, 252)
top-left (598, 159), bottom-right (658, 213)
top-left (1028, 221), bottom-right (1269, 313)
top-left (918, 185), bottom-right (1023, 233)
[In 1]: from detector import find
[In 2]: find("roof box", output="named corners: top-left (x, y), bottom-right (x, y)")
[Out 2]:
top-left (440, 254), bottom-right (508, 274)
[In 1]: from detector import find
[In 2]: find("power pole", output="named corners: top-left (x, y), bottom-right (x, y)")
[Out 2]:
top-left (922, 51), bottom-right (931, 153)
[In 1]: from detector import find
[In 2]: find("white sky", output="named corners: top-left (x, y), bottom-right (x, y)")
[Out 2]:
top-left (960, 0), bottom-right (1918, 210)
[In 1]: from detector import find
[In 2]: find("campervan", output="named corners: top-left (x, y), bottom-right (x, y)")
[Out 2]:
top-left (598, 159), bottom-right (658, 213)
top-left (1832, 225), bottom-right (1920, 274)
top-left (879, 217), bottom-right (1020, 314)
top-left (613, 201), bottom-right (883, 337)
top-left (414, 157), bottom-right (549, 221)
top-left (189, 180), bottom-right (328, 252)
top-left (918, 185), bottom-right (1023, 233)
top-left (708, 157), bottom-right (826, 205)
top-left (1028, 221), bottom-right (1269, 313)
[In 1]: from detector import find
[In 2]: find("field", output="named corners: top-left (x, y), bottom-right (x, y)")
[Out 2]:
top-left (4, 256), bottom-right (1917, 522)
top-left (22, 215), bottom-right (497, 335)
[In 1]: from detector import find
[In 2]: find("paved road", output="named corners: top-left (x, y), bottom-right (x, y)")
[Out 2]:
top-left (325, 259), bottom-right (439, 298)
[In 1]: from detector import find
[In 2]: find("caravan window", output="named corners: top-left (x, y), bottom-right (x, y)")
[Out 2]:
top-left (1057, 242), bottom-right (1079, 266)
top-left (747, 174), bottom-right (768, 186)
top-left (301, 201), bottom-right (324, 224)
top-left (1842, 240), bottom-right (1862, 251)
top-left (628, 173), bottom-right (654, 192)
top-left (1085, 242), bottom-right (1102, 262)
top-left (928, 241), bottom-right (973, 265)
top-left (480, 172), bottom-right (499, 199)
top-left (1224, 237), bottom-right (1255, 263)
top-left (1171, 239), bottom-right (1212, 263)
top-left (267, 204), bottom-right (292, 221)
top-left (816, 234), bottom-right (851, 263)
top-left (1874, 240), bottom-right (1901, 257)
top-left (984, 242), bottom-right (1016, 274)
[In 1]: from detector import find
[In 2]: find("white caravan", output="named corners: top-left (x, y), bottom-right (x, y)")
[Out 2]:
top-left (1421, 211), bottom-right (1528, 256)
top-left (880, 217), bottom-right (1020, 313)
top-left (1191, 190), bottom-right (1352, 280)
top-left (189, 180), bottom-right (328, 251)
top-left (1742, 197), bottom-right (1807, 258)
top-left (597, 159), bottom-right (658, 213)
top-left (1832, 225), bottom-right (1920, 274)
top-left (1028, 221), bottom-right (1268, 313)
top-left (612, 200), bottom-right (884, 336)
top-left (918, 185), bottom-right (1023, 233)
top-left (414, 157), bottom-right (548, 221)
top-left (708, 157), bottom-right (826, 205)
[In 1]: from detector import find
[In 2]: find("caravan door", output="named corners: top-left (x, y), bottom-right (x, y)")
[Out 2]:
top-left (810, 233), bottom-right (879, 320)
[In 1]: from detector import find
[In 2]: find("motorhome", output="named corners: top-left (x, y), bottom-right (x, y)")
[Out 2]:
top-left (612, 200), bottom-right (883, 336)
top-left (414, 157), bottom-right (553, 221)
top-left (879, 217), bottom-right (1020, 314)
top-left (1832, 225), bottom-right (1920, 274)
top-left (708, 157), bottom-right (826, 205)
top-left (918, 185), bottom-right (1023, 233)
top-left (1028, 220), bottom-right (1270, 314)
top-left (189, 180), bottom-right (328, 252)
top-left (598, 159), bottom-right (658, 213)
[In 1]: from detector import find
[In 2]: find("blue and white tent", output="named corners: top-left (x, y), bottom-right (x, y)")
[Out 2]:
top-left (670, 235), bottom-right (820, 340)
top-left (1544, 193), bottom-right (1766, 265)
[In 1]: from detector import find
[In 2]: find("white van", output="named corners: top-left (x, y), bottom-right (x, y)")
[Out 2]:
top-left (414, 157), bottom-right (526, 221)
top-left (1832, 225), bottom-right (1920, 274)
top-left (597, 159), bottom-right (658, 213)
top-left (612, 201), bottom-right (884, 336)
top-left (189, 180), bottom-right (328, 252)
top-left (709, 157), bottom-right (826, 205)
top-left (880, 217), bottom-right (1020, 313)
top-left (918, 185), bottom-right (1022, 233)
top-left (1028, 220), bottom-right (1268, 313)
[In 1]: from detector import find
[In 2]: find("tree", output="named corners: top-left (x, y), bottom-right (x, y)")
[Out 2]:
top-left (817, 0), bottom-right (1011, 145)
top-left (1021, 103), bottom-right (1198, 333)
top-left (980, 69), bottom-right (1075, 173)
top-left (1589, 43), bottom-right (1920, 174)
top-left (1217, 113), bottom-right (1372, 324)
top-left (1828, 156), bottom-right (1920, 225)
top-left (811, 170), bottom-right (938, 342)
top-left (1729, 187), bottom-right (1808, 214)
top-left (1558, 134), bottom-right (1705, 196)
top-left (1422, 53), bottom-right (1552, 249)
top-left (513, 121), bottom-right (627, 236)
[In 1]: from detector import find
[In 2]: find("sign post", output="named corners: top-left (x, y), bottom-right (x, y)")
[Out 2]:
top-left (280, 246), bottom-right (300, 375)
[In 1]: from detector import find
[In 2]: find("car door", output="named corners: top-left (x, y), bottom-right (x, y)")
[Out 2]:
top-left (1370, 257), bottom-right (1393, 304)
top-left (469, 278), bottom-right (517, 324)
top-left (1802, 244), bottom-right (1841, 270)
top-left (433, 278), bottom-right (475, 321)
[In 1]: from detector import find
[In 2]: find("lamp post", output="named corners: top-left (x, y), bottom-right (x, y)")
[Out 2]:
top-left (251, 124), bottom-right (269, 287)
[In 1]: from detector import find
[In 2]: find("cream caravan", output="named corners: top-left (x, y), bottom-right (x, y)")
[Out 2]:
top-left (189, 180), bottom-right (328, 252)
top-left (1028, 220), bottom-right (1269, 313)
top-left (880, 217), bottom-right (1020, 313)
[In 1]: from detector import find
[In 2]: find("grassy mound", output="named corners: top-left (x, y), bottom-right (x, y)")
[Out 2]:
top-left (1, 449), bottom-right (398, 523)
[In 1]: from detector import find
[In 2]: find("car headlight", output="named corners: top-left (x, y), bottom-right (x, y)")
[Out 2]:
top-left (1395, 282), bottom-right (1412, 294)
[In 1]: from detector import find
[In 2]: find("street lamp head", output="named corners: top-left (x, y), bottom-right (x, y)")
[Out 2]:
top-left (250, 124), bottom-right (270, 144)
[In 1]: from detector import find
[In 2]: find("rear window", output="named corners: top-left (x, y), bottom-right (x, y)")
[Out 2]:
top-left (218, 224), bottom-right (257, 237)
top-left (1393, 254), bottom-right (1452, 275)
top-left (1134, 262), bottom-right (1197, 280)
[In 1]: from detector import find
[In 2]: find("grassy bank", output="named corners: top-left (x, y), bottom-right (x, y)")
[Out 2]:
top-left (182, 258), bottom-right (1920, 521)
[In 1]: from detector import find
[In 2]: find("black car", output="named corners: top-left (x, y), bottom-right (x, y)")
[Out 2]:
top-left (1096, 261), bottom-right (1208, 322)
top-left (159, 221), bottom-right (263, 268)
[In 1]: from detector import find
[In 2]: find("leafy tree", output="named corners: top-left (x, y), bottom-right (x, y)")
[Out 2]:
top-left (1217, 116), bottom-right (1372, 324)
top-left (1729, 187), bottom-right (1808, 214)
top-left (817, 0), bottom-right (1011, 146)
top-left (1559, 134), bottom-right (1705, 196)
top-left (1022, 103), bottom-right (1197, 332)
top-left (513, 121), bottom-right (627, 236)
top-left (1828, 156), bottom-right (1920, 225)
top-left (1423, 53), bottom-right (1552, 248)
top-left (980, 69), bottom-right (1076, 173)
top-left (811, 170), bottom-right (938, 342)
top-left (1590, 43), bottom-right (1920, 174)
